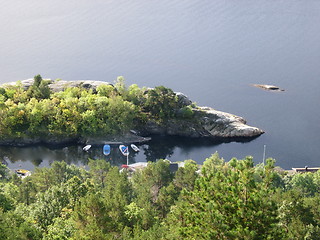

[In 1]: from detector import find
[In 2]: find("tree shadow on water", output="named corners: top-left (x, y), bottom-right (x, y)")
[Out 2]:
top-left (142, 135), bottom-right (259, 162)
top-left (0, 136), bottom-right (259, 168)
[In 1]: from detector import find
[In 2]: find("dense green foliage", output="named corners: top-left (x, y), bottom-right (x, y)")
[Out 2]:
top-left (0, 75), bottom-right (188, 140)
top-left (1, 155), bottom-right (320, 239)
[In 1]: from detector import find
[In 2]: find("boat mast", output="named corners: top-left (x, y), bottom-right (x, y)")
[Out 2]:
top-left (262, 145), bottom-right (266, 165)
top-left (127, 148), bottom-right (129, 166)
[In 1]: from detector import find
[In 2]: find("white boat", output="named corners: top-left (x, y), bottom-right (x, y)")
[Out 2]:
top-left (119, 145), bottom-right (129, 156)
top-left (83, 145), bottom-right (92, 151)
top-left (130, 144), bottom-right (140, 152)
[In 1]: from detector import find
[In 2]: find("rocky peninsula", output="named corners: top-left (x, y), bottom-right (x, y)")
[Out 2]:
top-left (0, 78), bottom-right (264, 146)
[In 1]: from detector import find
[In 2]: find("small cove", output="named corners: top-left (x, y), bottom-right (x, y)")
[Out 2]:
top-left (1, 0), bottom-right (320, 169)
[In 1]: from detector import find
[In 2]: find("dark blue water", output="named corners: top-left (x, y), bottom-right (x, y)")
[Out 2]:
top-left (1, 1), bottom-right (320, 169)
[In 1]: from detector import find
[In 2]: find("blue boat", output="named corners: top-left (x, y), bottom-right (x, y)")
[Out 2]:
top-left (119, 145), bottom-right (129, 156)
top-left (103, 144), bottom-right (111, 156)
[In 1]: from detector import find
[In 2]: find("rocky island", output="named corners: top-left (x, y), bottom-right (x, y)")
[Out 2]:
top-left (0, 76), bottom-right (264, 146)
top-left (252, 84), bottom-right (284, 91)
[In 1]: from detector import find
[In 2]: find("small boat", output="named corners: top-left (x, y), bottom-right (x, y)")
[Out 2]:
top-left (15, 169), bottom-right (31, 177)
top-left (130, 144), bottom-right (140, 152)
top-left (119, 145), bottom-right (129, 156)
top-left (103, 144), bottom-right (111, 156)
top-left (130, 130), bottom-right (138, 135)
top-left (83, 145), bottom-right (92, 151)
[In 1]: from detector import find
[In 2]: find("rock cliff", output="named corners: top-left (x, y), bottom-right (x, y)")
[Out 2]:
top-left (139, 106), bottom-right (264, 138)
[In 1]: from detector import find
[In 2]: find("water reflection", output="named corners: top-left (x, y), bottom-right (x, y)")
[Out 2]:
top-left (1, 136), bottom-right (259, 170)
top-left (142, 135), bottom-right (259, 161)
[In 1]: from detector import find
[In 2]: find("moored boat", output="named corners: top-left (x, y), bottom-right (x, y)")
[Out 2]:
top-left (83, 144), bottom-right (92, 151)
top-left (15, 169), bottom-right (31, 177)
top-left (130, 144), bottom-right (139, 152)
top-left (103, 144), bottom-right (111, 156)
top-left (119, 145), bottom-right (129, 156)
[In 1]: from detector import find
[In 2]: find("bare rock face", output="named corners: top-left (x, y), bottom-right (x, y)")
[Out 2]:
top-left (49, 80), bottom-right (112, 92)
top-left (176, 92), bottom-right (193, 107)
top-left (195, 107), bottom-right (264, 138)
top-left (3, 78), bottom-right (39, 90)
top-left (141, 107), bottom-right (264, 139)
top-left (2, 79), bottom-right (112, 92)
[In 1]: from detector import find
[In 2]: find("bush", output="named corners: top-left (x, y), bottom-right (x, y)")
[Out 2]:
top-left (178, 106), bottom-right (194, 119)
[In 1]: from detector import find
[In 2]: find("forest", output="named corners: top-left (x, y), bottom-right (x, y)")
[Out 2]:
top-left (1, 154), bottom-right (320, 239)
top-left (0, 75), bottom-right (193, 141)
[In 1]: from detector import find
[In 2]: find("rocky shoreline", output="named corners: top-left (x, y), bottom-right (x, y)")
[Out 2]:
top-left (138, 106), bottom-right (264, 138)
top-left (0, 79), bottom-right (264, 146)
top-left (0, 133), bottom-right (151, 147)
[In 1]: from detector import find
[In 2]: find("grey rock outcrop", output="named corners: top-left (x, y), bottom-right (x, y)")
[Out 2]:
top-left (195, 107), bottom-right (264, 138)
top-left (2, 79), bottom-right (112, 92)
top-left (176, 92), bottom-right (192, 107)
top-left (3, 78), bottom-right (38, 90)
top-left (140, 106), bottom-right (264, 138)
top-left (49, 80), bottom-right (112, 92)
top-left (252, 84), bottom-right (284, 92)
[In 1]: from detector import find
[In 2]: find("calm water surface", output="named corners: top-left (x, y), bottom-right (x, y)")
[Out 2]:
top-left (1, 1), bottom-right (320, 169)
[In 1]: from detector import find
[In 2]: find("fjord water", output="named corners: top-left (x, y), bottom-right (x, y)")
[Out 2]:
top-left (1, 1), bottom-right (320, 169)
